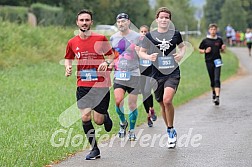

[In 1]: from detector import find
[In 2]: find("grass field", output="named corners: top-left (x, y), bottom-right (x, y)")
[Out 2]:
top-left (0, 22), bottom-right (239, 166)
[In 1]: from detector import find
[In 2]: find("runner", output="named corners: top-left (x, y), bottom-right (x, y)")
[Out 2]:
top-left (110, 13), bottom-right (141, 141)
top-left (225, 24), bottom-right (233, 46)
top-left (138, 25), bottom-right (157, 127)
top-left (245, 28), bottom-right (252, 56)
top-left (199, 23), bottom-right (226, 105)
top-left (64, 9), bottom-right (114, 160)
top-left (139, 7), bottom-right (186, 148)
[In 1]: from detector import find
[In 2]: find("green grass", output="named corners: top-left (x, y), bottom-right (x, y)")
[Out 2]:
top-left (0, 22), bottom-right (239, 166)
top-left (0, 21), bottom-right (73, 69)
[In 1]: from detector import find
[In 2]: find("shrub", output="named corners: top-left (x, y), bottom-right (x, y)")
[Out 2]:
top-left (0, 5), bottom-right (28, 24)
top-left (30, 3), bottom-right (64, 26)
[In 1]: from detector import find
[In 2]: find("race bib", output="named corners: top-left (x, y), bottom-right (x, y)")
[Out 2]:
top-left (140, 58), bottom-right (152, 67)
top-left (80, 68), bottom-right (98, 81)
top-left (115, 71), bottom-right (131, 81)
top-left (214, 59), bottom-right (223, 67)
top-left (158, 56), bottom-right (175, 69)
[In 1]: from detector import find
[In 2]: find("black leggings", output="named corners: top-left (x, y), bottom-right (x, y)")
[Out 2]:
top-left (206, 62), bottom-right (221, 88)
top-left (143, 95), bottom-right (153, 114)
top-left (140, 75), bottom-right (154, 114)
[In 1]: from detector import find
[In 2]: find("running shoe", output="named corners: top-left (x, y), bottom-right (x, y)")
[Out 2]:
top-left (86, 147), bottom-right (100, 160)
top-left (214, 96), bottom-right (220, 106)
top-left (149, 109), bottom-right (157, 121)
top-left (147, 116), bottom-right (153, 127)
top-left (128, 130), bottom-right (136, 141)
top-left (118, 121), bottom-right (128, 138)
top-left (167, 128), bottom-right (177, 148)
top-left (104, 113), bottom-right (113, 132)
top-left (212, 93), bottom-right (216, 103)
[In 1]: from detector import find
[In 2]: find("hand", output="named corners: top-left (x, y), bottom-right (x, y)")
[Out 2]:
top-left (173, 53), bottom-right (183, 63)
top-left (221, 44), bottom-right (226, 52)
top-left (65, 66), bottom-right (72, 77)
top-left (149, 53), bottom-right (158, 61)
top-left (98, 62), bottom-right (108, 71)
top-left (135, 45), bottom-right (140, 52)
top-left (107, 61), bottom-right (114, 70)
top-left (205, 47), bottom-right (211, 53)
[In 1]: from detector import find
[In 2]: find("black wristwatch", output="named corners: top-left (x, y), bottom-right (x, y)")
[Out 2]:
top-left (105, 60), bottom-right (111, 66)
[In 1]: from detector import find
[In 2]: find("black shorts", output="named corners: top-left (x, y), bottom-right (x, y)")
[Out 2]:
top-left (154, 75), bottom-right (180, 102)
top-left (76, 87), bottom-right (110, 114)
top-left (247, 42), bottom-right (252, 49)
top-left (113, 76), bottom-right (140, 95)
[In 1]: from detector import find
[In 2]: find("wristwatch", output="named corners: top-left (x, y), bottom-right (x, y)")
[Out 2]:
top-left (105, 60), bottom-right (112, 66)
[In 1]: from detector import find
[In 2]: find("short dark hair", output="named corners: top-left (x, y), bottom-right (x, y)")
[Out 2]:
top-left (76, 9), bottom-right (93, 20)
top-left (155, 7), bottom-right (171, 19)
top-left (140, 25), bottom-right (149, 30)
top-left (208, 23), bottom-right (218, 29)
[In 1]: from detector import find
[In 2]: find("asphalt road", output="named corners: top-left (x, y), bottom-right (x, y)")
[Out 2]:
top-left (53, 47), bottom-right (252, 167)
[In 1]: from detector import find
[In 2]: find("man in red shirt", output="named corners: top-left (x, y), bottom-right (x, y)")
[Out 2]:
top-left (64, 9), bottom-right (114, 160)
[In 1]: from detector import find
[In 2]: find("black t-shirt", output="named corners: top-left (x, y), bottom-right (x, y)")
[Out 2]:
top-left (199, 37), bottom-right (224, 62)
top-left (141, 29), bottom-right (183, 79)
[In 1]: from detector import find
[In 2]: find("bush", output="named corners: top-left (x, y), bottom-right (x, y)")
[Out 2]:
top-left (0, 5), bottom-right (28, 24)
top-left (30, 3), bottom-right (65, 26)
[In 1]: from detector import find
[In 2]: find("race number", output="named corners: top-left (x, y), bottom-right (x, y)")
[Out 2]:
top-left (158, 56), bottom-right (175, 69)
top-left (115, 71), bottom-right (131, 81)
top-left (140, 58), bottom-right (152, 67)
top-left (80, 68), bottom-right (98, 81)
top-left (214, 59), bottom-right (223, 67)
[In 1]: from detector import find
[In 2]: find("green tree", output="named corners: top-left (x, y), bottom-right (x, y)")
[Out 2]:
top-left (62, 0), bottom-right (153, 29)
top-left (241, 0), bottom-right (252, 28)
top-left (0, 0), bottom-right (63, 6)
top-left (203, 0), bottom-right (225, 27)
top-left (1, 0), bottom-right (154, 29)
top-left (219, 0), bottom-right (247, 32)
top-left (108, 0), bottom-right (153, 28)
top-left (61, 0), bottom-right (99, 26)
top-left (0, 0), bottom-right (19, 6)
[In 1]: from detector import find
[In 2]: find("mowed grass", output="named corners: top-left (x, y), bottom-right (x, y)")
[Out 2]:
top-left (0, 62), bottom-right (148, 166)
top-left (0, 22), bottom-right (239, 166)
top-left (0, 50), bottom-right (238, 166)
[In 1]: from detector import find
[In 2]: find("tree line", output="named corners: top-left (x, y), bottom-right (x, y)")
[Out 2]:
top-left (0, 0), bottom-right (199, 32)
top-left (3, 0), bottom-right (249, 36)
top-left (204, 0), bottom-right (251, 34)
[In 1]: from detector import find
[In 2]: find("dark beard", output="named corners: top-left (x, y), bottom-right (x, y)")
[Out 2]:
top-left (80, 29), bottom-right (87, 32)
top-left (80, 28), bottom-right (90, 32)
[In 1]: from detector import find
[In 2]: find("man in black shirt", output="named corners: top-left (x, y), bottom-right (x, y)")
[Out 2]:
top-left (139, 7), bottom-right (186, 148)
top-left (199, 23), bottom-right (226, 105)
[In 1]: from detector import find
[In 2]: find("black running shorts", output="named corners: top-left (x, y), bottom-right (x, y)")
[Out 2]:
top-left (76, 87), bottom-right (110, 114)
top-left (154, 75), bottom-right (180, 102)
top-left (113, 76), bottom-right (140, 95)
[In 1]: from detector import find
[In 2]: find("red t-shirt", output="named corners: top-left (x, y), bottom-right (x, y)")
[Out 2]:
top-left (65, 32), bottom-right (113, 87)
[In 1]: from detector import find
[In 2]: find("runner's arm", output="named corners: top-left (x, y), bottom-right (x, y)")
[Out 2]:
top-left (173, 42), bottom-right (186, 63)
top-left (65, 59), bottom-right (73, 77)
top-left (139, 47), bottom-right (158, 61)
